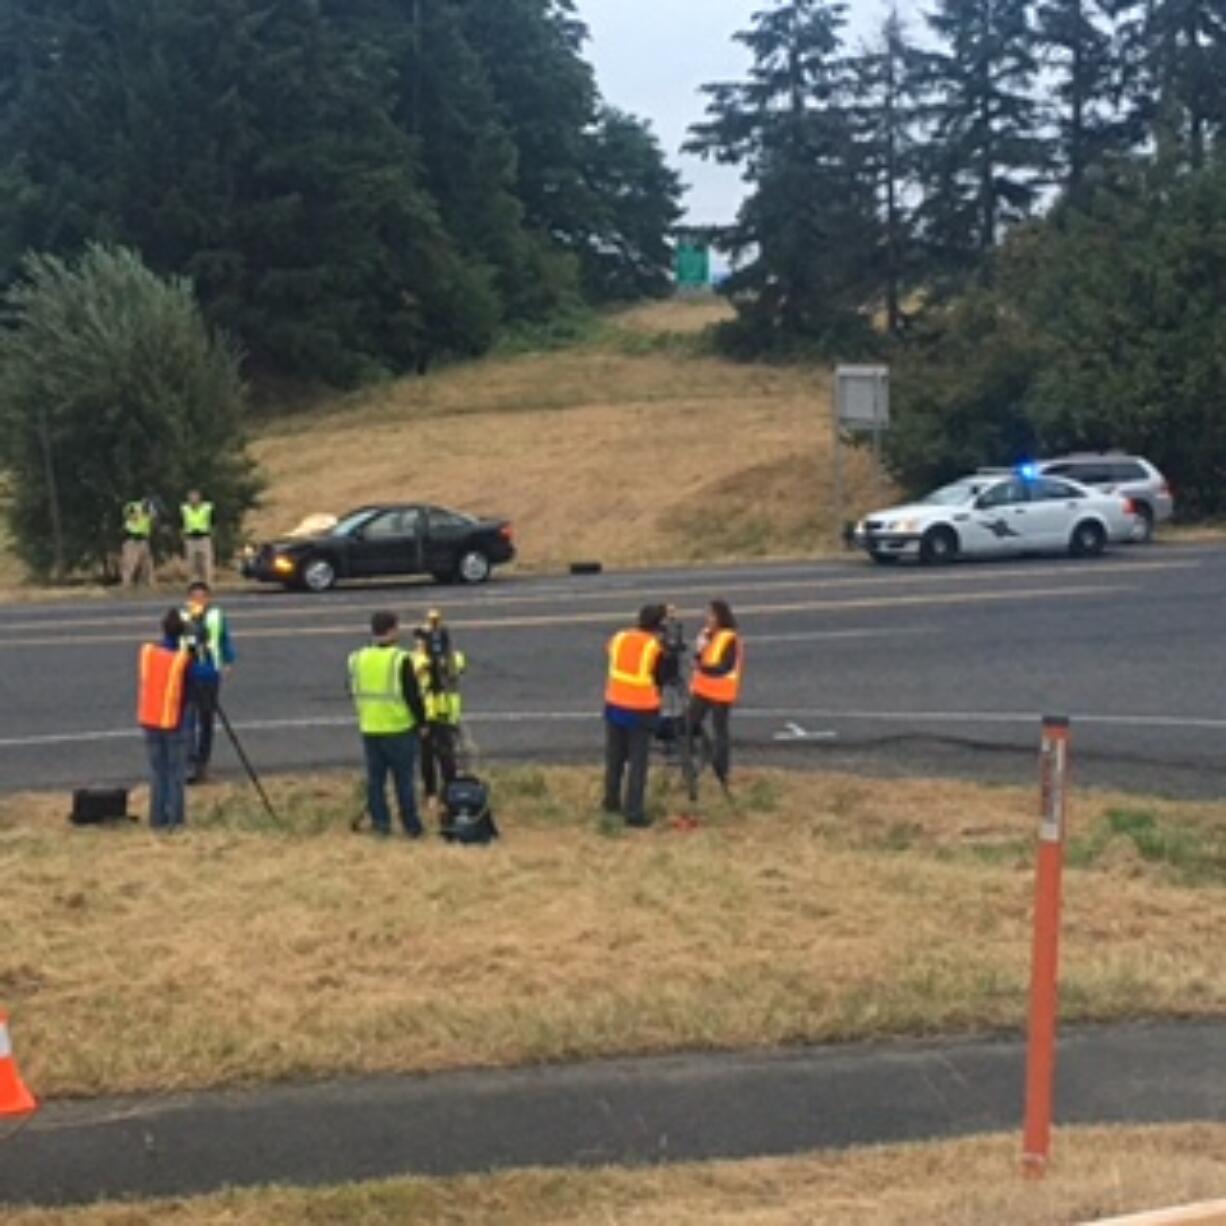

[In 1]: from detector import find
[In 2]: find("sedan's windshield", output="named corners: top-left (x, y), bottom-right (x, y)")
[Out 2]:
top-left (922, 480), bottom-right (987, 506)
top-left (330, 509), bottom-right (377, 537)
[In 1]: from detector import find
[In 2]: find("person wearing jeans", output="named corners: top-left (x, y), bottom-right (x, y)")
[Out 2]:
top-left (138, 609), bottom-right (210, 831)
top-left (348, 611), bottom-right (429, 837)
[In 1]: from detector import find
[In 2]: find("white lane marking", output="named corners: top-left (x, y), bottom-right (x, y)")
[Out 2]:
top-left (751, 628), bottom-right (932, 645)
top-left (0, 559), bottom-right (1195, 636)
top-left (773, 722), bottom-right (839, 742)
top-left (7, 705), bottom-right (1226, 751)
top-left (0, 583), bottom-right (1134, 649)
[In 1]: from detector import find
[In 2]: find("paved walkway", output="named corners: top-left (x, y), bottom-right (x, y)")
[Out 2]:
top-left (3, 1021), bottom-right (1224, 1207)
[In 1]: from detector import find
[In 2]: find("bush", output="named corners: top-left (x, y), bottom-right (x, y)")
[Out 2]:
top-left (0, 244), bottom-right (261, 579)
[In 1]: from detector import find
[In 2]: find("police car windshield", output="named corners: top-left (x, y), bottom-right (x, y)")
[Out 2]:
top-left (922, 480), bottom-right (985, 506)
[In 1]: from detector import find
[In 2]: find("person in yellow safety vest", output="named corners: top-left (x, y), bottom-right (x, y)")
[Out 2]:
top-left (410, 609), bottom-right (467, 818)
top-left (348, 610), bottom-right (429, 838)
top-left (688, 600), bottom-right (743, 787)
top-left (181, 489), bottom-right (215, 587)
top-left (602, 603), bottom-right (670, 828)
top-left (121, 499), bottom-right (155, 588)
top-left (181, 581), bottom-right (236, 785)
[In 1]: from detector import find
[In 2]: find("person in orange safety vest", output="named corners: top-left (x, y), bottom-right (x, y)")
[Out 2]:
top-left (687, 600), bottom-right (743, 787)
top-left (137, 608), bottom-right (210, 831)
top-left (602, 603), bottom-right (671, 828)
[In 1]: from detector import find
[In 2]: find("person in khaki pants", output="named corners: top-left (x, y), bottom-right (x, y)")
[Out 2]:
top-left (181, 490), bottom-right (215, 586)
top-left (121, 499), bottom-right (155, 588)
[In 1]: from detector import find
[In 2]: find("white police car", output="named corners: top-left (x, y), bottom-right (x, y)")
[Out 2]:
top-left (854, 468), bottom-right (1139, 565)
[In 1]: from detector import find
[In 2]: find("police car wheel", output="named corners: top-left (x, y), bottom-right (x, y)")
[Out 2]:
top-left (919, 526), bottom-right (958, 565)
top-left (456, 550), bottom-right (491, 584)
top-left (1069, 520), bottom-right (1106, 558)
top-left (302, 557), bottom-right (337, 592)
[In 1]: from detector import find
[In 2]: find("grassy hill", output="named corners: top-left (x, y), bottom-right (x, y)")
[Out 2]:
top-left (248, 298), bottom-right (887, 570)
top-left (0, 298), bottom-right (889, 592)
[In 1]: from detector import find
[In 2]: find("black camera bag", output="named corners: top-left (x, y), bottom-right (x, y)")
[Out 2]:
top-left (441, 774), bottom-right (499, 845)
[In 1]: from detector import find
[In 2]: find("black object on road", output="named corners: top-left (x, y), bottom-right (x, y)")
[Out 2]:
top-left (213, 699), bottom-right (281, 826)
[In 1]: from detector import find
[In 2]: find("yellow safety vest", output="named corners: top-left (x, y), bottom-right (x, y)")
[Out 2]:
top-left (124, 504), bottom-right (152, 539)
top-left (410, 647), bottom-right (466, 725)
top-left (348, 646), bottom-right (415, 735)
top-left (182, 502), bottom-right (214, 535)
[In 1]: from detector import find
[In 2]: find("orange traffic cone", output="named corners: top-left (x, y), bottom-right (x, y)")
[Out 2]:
top-left (0, 1010), bottom-right (38, 1117)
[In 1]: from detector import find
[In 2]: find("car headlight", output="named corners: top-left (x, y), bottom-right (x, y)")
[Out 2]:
top-left (272, 555), bottom-right (296, 576)
top-left (889, 518), bottom-right (921, 533)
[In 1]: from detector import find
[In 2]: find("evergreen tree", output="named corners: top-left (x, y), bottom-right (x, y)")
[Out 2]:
top-left (578, 108), bottom-right (685, 302)
top-left (1035, 0), bottom-right (1140, 187)
top-left (0, 245), bottom-right (260, 579)
top-left (849, 7), bottom-right (925, 333)
top-left (917, 0), bottom-right (1050, 271)
top-left (686, 0), bottom-right (880, 355)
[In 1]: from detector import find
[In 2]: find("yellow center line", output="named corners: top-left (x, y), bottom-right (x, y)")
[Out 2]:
top-left (0, 583), bottom-right (1128, 649)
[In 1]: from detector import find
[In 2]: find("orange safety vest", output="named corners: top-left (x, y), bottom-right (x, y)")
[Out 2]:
top-left (691, 629), bottom-right (742, 705)
top-left (137, 644), bottom-right (190, 731)
top-left (605, 629), bottom-right (663, 711)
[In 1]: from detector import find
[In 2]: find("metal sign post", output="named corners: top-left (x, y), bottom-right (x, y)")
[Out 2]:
top-left (832, 365), bottom-right (890, 541)
top-left (1022, 715), bottom-right (1070, 1178)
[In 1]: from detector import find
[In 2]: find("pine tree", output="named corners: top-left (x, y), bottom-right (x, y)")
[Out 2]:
top-left (1035, 0), bottom-right (1138, 187)
top-left (917, 0), bottom-right (1050, 271)
top-left (686, 0), bottom-right (880, 354)
top-left (849, 7), bottom-right (925, 333)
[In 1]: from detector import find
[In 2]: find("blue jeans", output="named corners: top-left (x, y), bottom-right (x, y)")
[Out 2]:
top-left (363, 733), bottom-right (422, 836)
top-left (145, 729), bottom-right (187, 829)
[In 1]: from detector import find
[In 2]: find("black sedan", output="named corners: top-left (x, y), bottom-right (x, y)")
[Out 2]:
top-left (241, 504), bottom-right (515, 591)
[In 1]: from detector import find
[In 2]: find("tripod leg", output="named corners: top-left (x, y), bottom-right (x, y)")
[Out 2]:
top-left (213, 700), bottom-right (280, 825)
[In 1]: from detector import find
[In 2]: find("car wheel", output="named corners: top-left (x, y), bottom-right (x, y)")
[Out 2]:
top-left (456, 549), bottom-right (491, 585)
top-left (919, 526), bottom-right (958, 565)
top-left (1069, 520), bottom-right (1106, 558)
top-left (870, 553), bottom-right (900, 566)
top-left (302, 557), bottom-right (337, 592)
top-left (1131, 502), bottom-right (1155, 543)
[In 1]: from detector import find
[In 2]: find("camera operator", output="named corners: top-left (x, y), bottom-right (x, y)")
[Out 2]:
top-left (410, 608), bottom-right (467, 819)
top-left (603, 603), bottom-right (670, 828)
top-left (688, 600), bottom-right (742, 787)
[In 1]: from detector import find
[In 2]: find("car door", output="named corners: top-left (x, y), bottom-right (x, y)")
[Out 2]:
top-left (423, 506), bottom-right (469, 577)
top-left (348, 509), bottom-right (425, 577)
top-left (1026, 478), bottom-right (1088, 550)
top-left (962, 478), bottom-right (1031, 555)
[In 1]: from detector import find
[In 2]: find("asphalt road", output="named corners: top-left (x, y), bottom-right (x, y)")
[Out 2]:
top-left (4, 544), bottom-right (1226, 798)
top-left (3, 1022), bottom-right (1224, 1207)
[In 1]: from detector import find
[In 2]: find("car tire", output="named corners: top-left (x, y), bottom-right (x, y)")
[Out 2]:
top-left (1069, 520), bottom-right (1106, 558)
top-left (301, 557), bottom-right (337, 592)
top-left (455, 550), bottom-right (491, 585)
top-left (870, 553), bottom-right (900, 566)
top-left (919, 526), bottom-right (958, 565)
top-left (1132, 502), bottom-right (1155, 543)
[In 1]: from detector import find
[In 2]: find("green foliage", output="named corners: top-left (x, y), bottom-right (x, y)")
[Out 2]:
top-left (0, 0), bottom-right (680, 387)
top-left (887, 159), bottom-right (1226, 514)
top-left (0, 244), bottom-right (260, 579)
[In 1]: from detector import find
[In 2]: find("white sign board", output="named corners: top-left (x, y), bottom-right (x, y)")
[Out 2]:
top-left (835, 365), bottom-right (890, 432)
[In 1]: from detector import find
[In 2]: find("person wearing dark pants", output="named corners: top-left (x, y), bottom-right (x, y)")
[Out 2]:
top-left (138, 609), bottom-right (212, 831)
top-left (182, 581), bottom-right (235, 785)
top-left (687, 600), bottom-right (743, 786)
top-left (348, 611), bottom-right (429, 838)
top-left (410, 610), bottom-right (467, 820)
top-left (603, 604), bottom-right (668, 827)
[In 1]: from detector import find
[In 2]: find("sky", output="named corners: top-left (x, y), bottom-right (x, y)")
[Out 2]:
top-left (576, 0), bottom-right (896, 228)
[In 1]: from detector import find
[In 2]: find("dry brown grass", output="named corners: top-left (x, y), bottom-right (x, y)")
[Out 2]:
top-left (2, 768), bottom-right (1224, 1101)
top-left (8, 1124), bottom-right (1226, 1224)
top-left (0, 300), bottom-right (888, 596)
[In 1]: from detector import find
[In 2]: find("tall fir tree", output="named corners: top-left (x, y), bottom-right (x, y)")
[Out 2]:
top-left (917, 0), bottom-right (1050, 272)
top-left (686, 0), bottom-right (880, 354)
top-left (849, 7), bottom-right (925, 333)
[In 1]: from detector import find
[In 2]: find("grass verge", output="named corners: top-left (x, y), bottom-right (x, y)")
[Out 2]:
top-left (2, 767), bottom-right (1224, 1100)
top-left (6, 1124), bottom-right (1226, 1224)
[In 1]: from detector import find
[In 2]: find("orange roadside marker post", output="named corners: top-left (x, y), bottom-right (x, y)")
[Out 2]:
top-left (0, 1009), bottom-right (38, 1117)
top-left (1022, 715), bottom-right (1069, 1178)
